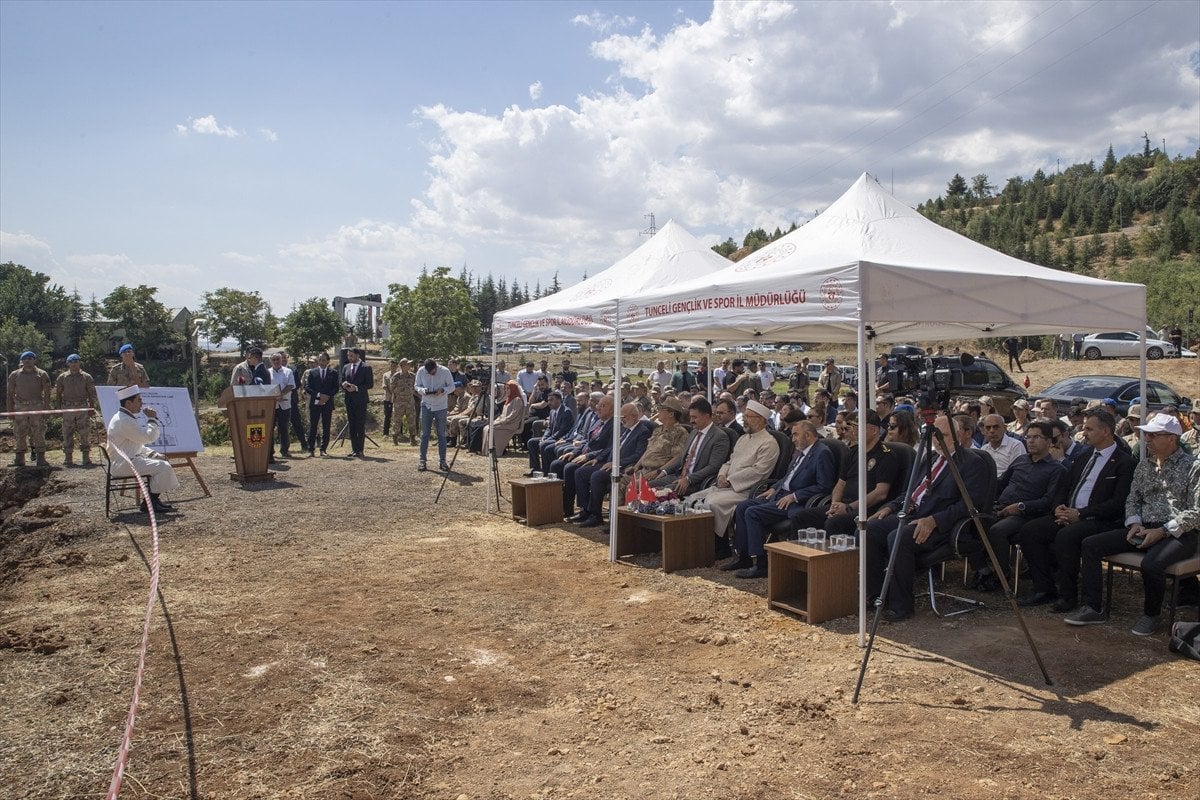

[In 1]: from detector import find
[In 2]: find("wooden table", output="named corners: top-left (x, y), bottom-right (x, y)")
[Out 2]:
top-left (510, 477), bottom-right (564, 527)
top-left (764, 541), bottom-right (858, 624)
top-left (615, 508), bottom-right (715, 573)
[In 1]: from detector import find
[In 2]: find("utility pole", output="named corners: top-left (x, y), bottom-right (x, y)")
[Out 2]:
top-left (641, 213), bottom-right (657, 237)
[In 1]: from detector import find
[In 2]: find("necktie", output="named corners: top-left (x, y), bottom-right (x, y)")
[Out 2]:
top-left (682, 432), bottom-right (703, 476)
top-left (320, 368), bottom-right (325, 381)
top-left (549, 410), bottom-right (557, 431)
top-left (351, 364), bottom-right (357, 379)
top-left (782, 450), bottom-right (805, 488)
top-left (1070, 450), bottom-right (1100, 507)
top-left (911, 456), bottom-right (946, 506)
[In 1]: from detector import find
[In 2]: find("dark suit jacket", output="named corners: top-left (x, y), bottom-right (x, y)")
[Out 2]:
top-left (613, 420), bottom-right (653, 469)
top-left (887, 448), bottom-right (992, 533)
top-left (306, 365), bottom-right (341, 405)
top-left (578, 416), bottom-right (614, 460)
top-left (661, 424), bottom-right (732, 492)
top-left (1053, 444), bottom-right (1136, 525)
top-left (251, 362), bottom-right (271, 385)
top-left (341, 362), bottom-right (374, 407)
top-left (1060, 440), bottom-right (1094, 471)
top-left (772, 443), bottom-right (837, 505)
top-left (544, 406), bottom-right (575, 441)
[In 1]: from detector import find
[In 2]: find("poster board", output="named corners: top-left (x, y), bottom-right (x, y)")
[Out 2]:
top-left (97, 386), bottom-right (204, 454)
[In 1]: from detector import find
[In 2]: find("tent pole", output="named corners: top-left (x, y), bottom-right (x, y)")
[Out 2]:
top-left (1138, 325), bottom-right (1147, 455)
top-left (705, 342), bottom-right (713, 404)
top-left (610, 305), bottom-right (622, 562)
top-left (487, 346), bottom-right (499, 514)
top-left (857, 320), bottom-right (868, 647)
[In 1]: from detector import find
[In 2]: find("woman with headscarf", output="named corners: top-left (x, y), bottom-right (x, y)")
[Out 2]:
top-left (482, 380), bottom-right (526, 456)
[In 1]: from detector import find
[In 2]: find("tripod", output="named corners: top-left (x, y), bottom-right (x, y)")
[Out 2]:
top-left (435, 395), bottom-right (485, 504)
top-left (852, 417), bottom-right (1052, 704)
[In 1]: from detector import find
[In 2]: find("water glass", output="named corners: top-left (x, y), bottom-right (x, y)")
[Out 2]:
top-left (531, 471), bottom-right (542, 479)
top-left (814, 530), bottom-right (827, 549)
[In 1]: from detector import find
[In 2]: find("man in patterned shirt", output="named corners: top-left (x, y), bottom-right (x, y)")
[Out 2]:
top-left (1066, 414), bottom-right (1200, 636)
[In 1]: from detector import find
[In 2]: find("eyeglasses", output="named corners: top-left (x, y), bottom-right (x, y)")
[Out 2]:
top-left (887, 424), bottom-right (898, 430)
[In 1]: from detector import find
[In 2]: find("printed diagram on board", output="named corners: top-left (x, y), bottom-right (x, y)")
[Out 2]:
top-left (144, 403), bottom-right (178, 449)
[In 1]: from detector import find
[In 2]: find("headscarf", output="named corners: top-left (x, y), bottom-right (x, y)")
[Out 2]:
top-left (505, 380), bottom-right (522, 403)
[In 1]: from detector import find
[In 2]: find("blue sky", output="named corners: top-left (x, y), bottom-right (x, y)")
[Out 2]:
top-left (2, 0), bottom-right (1197, 316)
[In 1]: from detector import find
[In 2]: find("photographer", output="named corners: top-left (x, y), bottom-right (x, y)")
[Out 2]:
top-left (415, 358), bottom-right (455, 472)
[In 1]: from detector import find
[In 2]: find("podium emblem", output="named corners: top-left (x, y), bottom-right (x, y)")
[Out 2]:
top-left (246, 423), bottom-right (266, 448)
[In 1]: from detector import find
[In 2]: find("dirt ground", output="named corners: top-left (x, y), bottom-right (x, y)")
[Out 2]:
top-left (1, 354), bottom-right (1197, 800)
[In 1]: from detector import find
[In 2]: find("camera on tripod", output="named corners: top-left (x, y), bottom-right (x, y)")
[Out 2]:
top-left (883, 345), bottom-right (976, 412)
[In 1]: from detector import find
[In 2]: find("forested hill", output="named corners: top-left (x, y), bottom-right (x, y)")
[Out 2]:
top-left (716, 137), bottom-right (1200, 328)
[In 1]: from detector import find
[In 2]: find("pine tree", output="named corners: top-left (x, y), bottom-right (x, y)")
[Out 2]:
top-left (1102, 144), bottom-right (1116, 175)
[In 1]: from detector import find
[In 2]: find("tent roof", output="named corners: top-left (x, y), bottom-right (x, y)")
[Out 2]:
top-left (618, 173), bottom-right (1145, 344)
top-left (492, 219), bottom-right (735, 342)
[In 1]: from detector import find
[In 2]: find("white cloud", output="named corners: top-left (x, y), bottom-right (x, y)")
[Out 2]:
top-left (404, 0), bottom-right (1198, 285)
top-left (570, 12), bottom-right (637, 34)
top-left (220, 251), bottom-right (265, 265)
top-left (259, 128), bottom-right (278, 142)
top-left (528, 81), bottom-right (542, 101)
top-left (0, 230), bottom-right (56, 268)
top-left (175, 114), bottom-right (242, 138)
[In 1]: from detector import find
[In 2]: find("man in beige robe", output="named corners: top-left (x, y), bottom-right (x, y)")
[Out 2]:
top-left (688, 400), bottom-right (780, 543)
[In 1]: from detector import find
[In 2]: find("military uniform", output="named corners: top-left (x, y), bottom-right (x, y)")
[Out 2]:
top-left (388, 370), bottom-right (417, 444)
top-left (108, 361), bottom-right (149, 387)
top-left (7, 364), bottom-right (52, 465)
top-left (55, 369), bottom-right (98, 464)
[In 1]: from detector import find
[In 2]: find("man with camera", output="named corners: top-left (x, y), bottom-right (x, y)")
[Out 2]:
top-left (415, 358), bottom-right (455, 471)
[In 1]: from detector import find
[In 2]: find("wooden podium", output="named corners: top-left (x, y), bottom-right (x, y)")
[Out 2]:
top-left (218, 386), bottom-right (277, 483)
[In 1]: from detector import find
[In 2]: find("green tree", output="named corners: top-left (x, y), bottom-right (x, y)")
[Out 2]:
top-left (381, 267), bottom-right (478, 361)
top-left (0, 318), bottom-right (53, 372)
top-left (971, 174), bottom-right (995, 200)
top-left (102, 284), bottom-right (177, 355)
top-left (712, 237), bottom-right (738, 258)
top-left (355, 306), bottom-right (372, 340)
top-left (1102, 144), bottom-right (1117, 176)
top-left (199, 288), bottom-right (270, 352)
top-left (0, 262), bottom-right (71, 329)
top-left (279, 298), bottom-right (346, 359)
top-left (77, 325), bottom-right (109, 380)
top-left (946, 173), bottom-right (969, 202)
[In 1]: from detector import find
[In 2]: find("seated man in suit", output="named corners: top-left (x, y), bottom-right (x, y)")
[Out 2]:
top-left (1065, 413), bottom-right (1199, 635)
top-left (722, 420), bottom-right (838, 578)
top-left (789, 410), bottom-right (900, 540)
top-left (1016, 408), bottom-right (1136, 610)
top-left (965, 420), bottom-right (1065, 591)
top-left (647, 397), bottom-right (730, 499)
top-left (550, 394), bottom-right (614, 519)
top-left (864, 413), bottom-right (991, 622)
top-left (712, 396), bottom-right (744, 442)
top-left (572, 403), bottom-right (653, 527)
top-left (525, 391), bottom-right (574, 475)
top-left (686, 400), bottom-right (780, 549)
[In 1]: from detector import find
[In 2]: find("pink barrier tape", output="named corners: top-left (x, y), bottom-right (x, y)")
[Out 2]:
top-left (0, 407), bottom-right (95, 417)
top-left (103, 444), bottom-right (161, 800)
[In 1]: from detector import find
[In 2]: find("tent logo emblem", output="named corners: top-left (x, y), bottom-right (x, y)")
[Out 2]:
top-left (735, 242), bottom-right (795, 272)
top-left (820, 277), bottom-right (843, 310)
top-left (572, 277), bottom-right (612, 301)
top-left (625, 304), bottom-right (641, 323)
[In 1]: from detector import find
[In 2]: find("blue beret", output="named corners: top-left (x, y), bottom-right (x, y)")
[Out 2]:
top-left (894, 403), bottom-right (915, 413)
top-left (20, 350), bottom-right (36, 359)
top-left (119, 344), bottom-right (134, 354)
top-left (66, 354), bottom-right (81, 362)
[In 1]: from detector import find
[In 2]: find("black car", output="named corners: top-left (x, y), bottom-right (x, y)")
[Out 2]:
top-left (883, 353), bottom-right (1027, 418)
top-left (1034, 376), bottom-right (1192, 415)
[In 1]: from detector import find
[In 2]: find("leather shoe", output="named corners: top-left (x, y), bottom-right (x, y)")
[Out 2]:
top-left (718, 556), bottom-right (752, 572)
top-left (882, 608), bottom-right (914, 623)
top-left (1052, 598), bottom-right (1076, 613)
top-left (1017, 591), bottom-right (1056, 607)
top-left (566, 511), bottom-right (586, 522)
top-left (715, 538), bottom-right (733, 559)
top-left (439, 463), bottom-right (451, 472)
top-left (735, 563), bottom-right (768, 579)
top-left (577, 515), bottom-right (604, 527)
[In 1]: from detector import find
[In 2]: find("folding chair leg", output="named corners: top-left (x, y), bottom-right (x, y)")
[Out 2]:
top-left (927, 569), bottom-right (986, 618)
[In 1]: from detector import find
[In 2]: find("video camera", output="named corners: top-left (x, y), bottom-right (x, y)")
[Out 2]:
top-left (883, 345), bottom-right (976, 413)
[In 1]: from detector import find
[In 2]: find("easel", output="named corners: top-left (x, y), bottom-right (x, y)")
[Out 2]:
top-left (166, 452), bottom-right (211, 497)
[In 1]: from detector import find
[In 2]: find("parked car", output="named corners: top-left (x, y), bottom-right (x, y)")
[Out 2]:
top-left (1034, 376), bottom-right (1191, 416)
top-left (563, 343), bottom-right (581, 353)
top-left (638, 343), bottom-right (657, 353)
top-left (660, 344), bottom-right (677, 353)
top-left (711, 346), bottom-right (729, 354)
top-left (589, 343), bottom-right (604, 353)
top-left (1081, 331), bottom-right (1192, 360)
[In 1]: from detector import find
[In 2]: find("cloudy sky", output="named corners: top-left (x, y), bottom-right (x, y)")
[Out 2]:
top-left (1, 0), bottom-right (1196, 315)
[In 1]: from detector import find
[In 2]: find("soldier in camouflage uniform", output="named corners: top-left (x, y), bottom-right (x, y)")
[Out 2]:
top-left (55, 354), bottom-right (98, 466)
top-left (6, 351), bottom-right (53, 467)
top-left (108, 343), bottom-right (150, 387)
top-left (388, 358), bottom-right (418, 445)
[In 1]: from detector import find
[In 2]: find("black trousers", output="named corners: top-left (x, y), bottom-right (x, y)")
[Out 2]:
top-left (289, 401), bottom-right (307, 451)
top-left (273, 407), bottom-right (290, 456)
top-left (309, 401), bottom-right (333, 453)
top-left (346, 399), bottom-right (367, 454)
top-left (382, 400), bottom-right (393, 436)
top-left (1016, 515), bottom-right (1111, 600)
top-left (866, 517), bottom-right (951, 616)
top-left (1080, 528), bottom-right (1198, 615)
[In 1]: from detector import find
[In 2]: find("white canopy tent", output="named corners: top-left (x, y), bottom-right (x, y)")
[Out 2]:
top-left (492, 173), bottom-right (1147, 645)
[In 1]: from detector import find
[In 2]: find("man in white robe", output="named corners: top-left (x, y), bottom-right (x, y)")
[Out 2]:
top-left (106, 385), bottom-right (180, 513)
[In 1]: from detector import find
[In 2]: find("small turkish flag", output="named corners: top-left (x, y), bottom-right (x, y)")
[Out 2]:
top-left (1023, 376), bottom-right (1031, 388)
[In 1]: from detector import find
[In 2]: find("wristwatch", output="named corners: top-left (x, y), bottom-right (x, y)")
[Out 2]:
top-left (1017, 502), bottom-right (1026, 513)
top-left (1165, 519), bottom-right (1180, 537)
